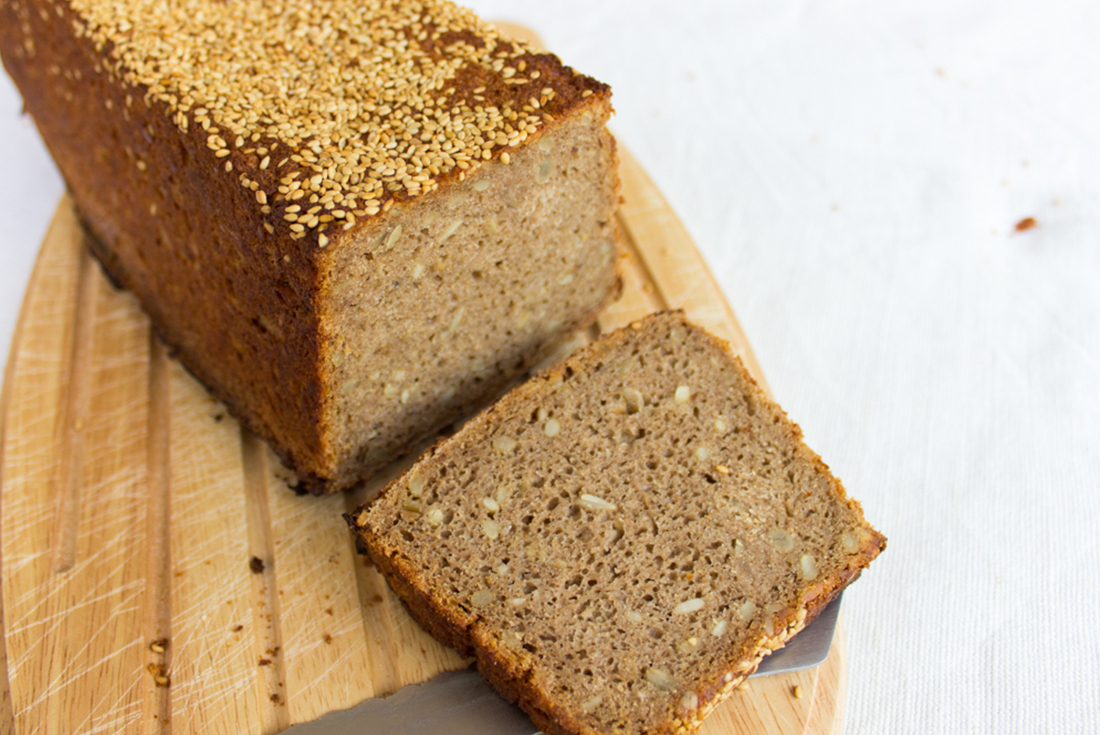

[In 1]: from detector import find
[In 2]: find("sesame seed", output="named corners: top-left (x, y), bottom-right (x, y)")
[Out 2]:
top-left (67, 0), bottom-right (603, 230)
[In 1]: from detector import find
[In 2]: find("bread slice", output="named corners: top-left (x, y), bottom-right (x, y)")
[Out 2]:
top-left (348, 311), bottom-right (885, 735)
top-left (0, 0), bottom-right (621, 493)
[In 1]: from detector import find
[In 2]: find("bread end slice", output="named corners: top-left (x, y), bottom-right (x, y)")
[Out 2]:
top-left (348, 310), bottom-right (885, 734)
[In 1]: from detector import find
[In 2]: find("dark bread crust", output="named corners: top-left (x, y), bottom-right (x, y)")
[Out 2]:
top-left (2, 0), bottom-right (328, 473)
top-left (348, 311), bottom-right (885, 735)
top-left (353, 515), bottom-right (586, 735)
top-left (1, 0), bottom-right (621, 492)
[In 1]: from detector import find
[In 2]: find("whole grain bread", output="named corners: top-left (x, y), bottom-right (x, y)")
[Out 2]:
top-left (348, 311), bottom-right (885, 735)
top-left (0, 0), bottom-right (622, 493)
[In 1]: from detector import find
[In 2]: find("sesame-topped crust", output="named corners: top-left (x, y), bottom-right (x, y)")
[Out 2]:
top-left (2, 0), bottom-right (623, 493)
top-left (66, 0), bottom-right (608, 245)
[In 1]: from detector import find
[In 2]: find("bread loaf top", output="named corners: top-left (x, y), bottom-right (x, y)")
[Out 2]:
top-left (48, 0), bottom-right (608, 246)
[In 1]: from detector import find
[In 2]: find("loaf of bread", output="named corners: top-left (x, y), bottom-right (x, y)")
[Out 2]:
top-left (0, 0), bottom-right (622, 493)
top-left (348, 311), bottom-right (885, 735)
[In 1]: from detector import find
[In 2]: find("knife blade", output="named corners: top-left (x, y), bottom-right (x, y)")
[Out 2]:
top-left (284, 595), bottom-right (841, 735)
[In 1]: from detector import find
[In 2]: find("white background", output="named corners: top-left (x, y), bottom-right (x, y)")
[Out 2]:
top-left (3, 1), bottom-right (1099, 732)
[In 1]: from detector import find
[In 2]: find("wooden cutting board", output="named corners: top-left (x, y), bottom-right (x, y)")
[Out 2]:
top-left (0, 144), bottom-right (846, 734)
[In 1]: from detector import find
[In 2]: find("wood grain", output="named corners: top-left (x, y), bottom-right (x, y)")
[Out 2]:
top-left (167, 361), bottom-right (261, 735)
top-left (2, 220), bottom-right (152, 733)
top-left (0, 137), bottom-right (845, 733)
top-left (261, 452), bottom-right (376, 725)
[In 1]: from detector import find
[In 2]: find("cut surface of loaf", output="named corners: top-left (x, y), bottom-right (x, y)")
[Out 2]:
top-left (0, 0), bottom-right (621, 493)
top-left (349, 311), bottom-right (885, 735)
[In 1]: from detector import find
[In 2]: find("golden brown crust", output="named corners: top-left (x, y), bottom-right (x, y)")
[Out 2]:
top-left (2, 0), bottom-right (329, 474)
top-left (43, 0), bottom-right (612, 242)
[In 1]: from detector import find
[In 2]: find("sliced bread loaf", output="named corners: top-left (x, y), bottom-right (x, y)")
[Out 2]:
top-left (347, 311), bottom-right (885, 734)
top-left (0, 0), bottom-right (621, 493)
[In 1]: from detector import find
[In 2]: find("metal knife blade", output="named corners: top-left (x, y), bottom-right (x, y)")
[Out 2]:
top-left (284, 596), bottom-right (840, 735)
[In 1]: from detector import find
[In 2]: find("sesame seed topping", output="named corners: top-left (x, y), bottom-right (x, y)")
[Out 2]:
top-left (67, 0), bottom-right (606, 240)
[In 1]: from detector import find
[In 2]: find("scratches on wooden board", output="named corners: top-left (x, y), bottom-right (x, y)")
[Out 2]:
top-left (49, 246), bottom-right (98, 574)
top-left (142, 336), bottom-right (173, 734)
top-left (241, 431), bottom-right (291, 734)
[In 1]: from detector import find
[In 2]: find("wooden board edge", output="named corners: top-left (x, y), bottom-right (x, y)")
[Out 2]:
top-left (613, 148), bottom-right (772, 396)
top-left (0, 193), bottom-right (79, 733)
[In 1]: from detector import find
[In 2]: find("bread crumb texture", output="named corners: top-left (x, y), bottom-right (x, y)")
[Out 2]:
top-left (62, 0), bottom-right (604, 242)
top-left (352, 311), bottom-right (885, 735)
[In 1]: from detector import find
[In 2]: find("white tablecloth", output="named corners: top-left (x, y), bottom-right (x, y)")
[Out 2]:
top-left (3, 2), bottom-right (1098, 732)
